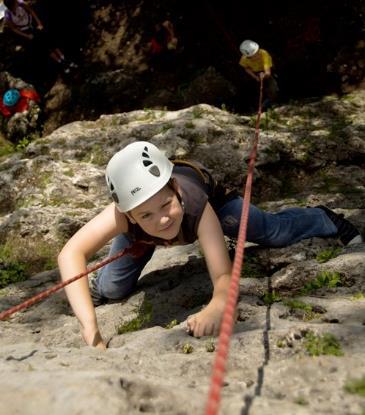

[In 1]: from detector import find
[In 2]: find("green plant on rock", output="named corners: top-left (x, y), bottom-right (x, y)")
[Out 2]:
top-left (316, 247), bottom-right (341, 263)
top-left (240, 254), bottom-right (263, 279)
top-left (117, 300), bottom-right (153, 334)
top-left (205, 338), bottom-right (215, 352)
top-left (192, 106), bottom-right (204, 119)
top-left (165, 319), bottom-right (178, 329)
top-left (283, 299), bottom-right (319, 320)
top-left (0, 262), bottom-right (27, 288)
top-left (261, 290), bottom-right (281, 305)
top-left (344, 376), bottom-right (365, 397)
top-left (294, 396), bottom-right (308, 406)
top-left (184, 121), bottom-right (195, 129)
top-left (351, 292), bottom-right (365, 301)
top-left (304, 331), bottom-right (344, 357)
top-left (160, 123), bottom-right (174, 134)
top-left (182, 342), bottom-right (194, 354)
top-left (301, 271), bottom-right (342, 294)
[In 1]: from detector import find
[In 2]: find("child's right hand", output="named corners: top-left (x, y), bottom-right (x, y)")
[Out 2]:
top-left (81, 326), bottom-right (106, 350)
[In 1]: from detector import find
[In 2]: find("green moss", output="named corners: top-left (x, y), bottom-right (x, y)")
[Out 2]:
top-left (316, 247), bottom-right (341, 263)
top-left (344, 377), bottom-right (365, 397)
top-left (205, 339), bottom-right (215, 352)
top-left (301, 271), bottom-right (342, 294)
top-left (304, 331), bottom-right (344, 357)
top-left (184, 121), bottom-right (195, 129)
top-left (84, 144), bottom-right (109, 166)
top-left (283, 299), bottom-right (318, 321)
top-left (0, 142), bottom-right (15, 157)
top-left (63, 169), bottom-right (75, 177)
top-left (191, 107), bottom-right (204, 119)
top-left (182, 342), bottom-right (194, 354)
top-left (0, 262), bottom-right (27, 288)
top-left (165, 319), bottom-right (178, 329)
top-left (240, 254), bottom-right (263, 279)
top-left (294, 396), bottom-right (308, 406)
top-left (160, 123), bottom-right (174, 134)
top-left (117, 300), bottom-right (153, 334)
top-left (261, 290), bottom-right (281, 305)
top-left (351, 292), bottom-right (365, 300)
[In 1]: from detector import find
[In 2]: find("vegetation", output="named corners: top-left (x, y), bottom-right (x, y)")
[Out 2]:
top-left (182, 342), bottom-right (194, 354)
top-left (301, 271), bottom-right (342, 294)
top-left (344, 376), bottom-right (365, 397)
top-left (205, 339), bottom-right (215, 352)
top-left (261, 290), bottom-right (281, 305)
top-left (165, 319), bottom-right (179, 329)
top-left (316, 247), bottom-right (341, 263)
top-left (0, 262), bottom-right (27, 289)
top-left (293, 396), bottom-right (308, 406)
top-left (117, 300), bottom-right (153, 334)
top-left (304, 331), bottom-right (344, 357)
top-left (283, 299), bottom-right (319, 321)
top-left (351, 292), bottom-right (365, 300)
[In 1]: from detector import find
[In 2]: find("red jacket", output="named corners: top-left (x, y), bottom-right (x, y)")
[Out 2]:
top-left (0, 89), bottom-right (40, 118)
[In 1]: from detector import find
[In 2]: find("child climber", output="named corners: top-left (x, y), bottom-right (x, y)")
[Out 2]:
top-left (239, 39), bottom-right (279, 108)
top-left (58, 141), bottom-right (363, 349)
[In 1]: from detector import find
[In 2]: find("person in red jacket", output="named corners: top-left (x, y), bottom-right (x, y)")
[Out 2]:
top-left (0, 87), bottom-right (40, 118)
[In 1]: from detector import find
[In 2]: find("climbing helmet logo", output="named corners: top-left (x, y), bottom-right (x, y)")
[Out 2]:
top-left (142, 146), bottom-right (160, 177)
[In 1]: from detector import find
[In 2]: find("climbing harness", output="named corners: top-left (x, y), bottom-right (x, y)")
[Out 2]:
top-left (205, 78), bottom-right (264, 415)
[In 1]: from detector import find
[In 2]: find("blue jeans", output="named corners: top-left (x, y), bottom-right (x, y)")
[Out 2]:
top-left (95, 198), bottom-right (337, 300)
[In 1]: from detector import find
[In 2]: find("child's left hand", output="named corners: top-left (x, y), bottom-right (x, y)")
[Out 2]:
top-left (186, 297), bottom-right (226, 337)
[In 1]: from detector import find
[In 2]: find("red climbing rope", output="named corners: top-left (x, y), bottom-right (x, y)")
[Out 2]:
top-left (205, 78), bottom-right (264, 415)
top-left (0, 242), bottom-right (149, 321)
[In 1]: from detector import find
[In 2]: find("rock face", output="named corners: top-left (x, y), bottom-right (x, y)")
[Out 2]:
top-left (0, 93), bottom-right (365, 414)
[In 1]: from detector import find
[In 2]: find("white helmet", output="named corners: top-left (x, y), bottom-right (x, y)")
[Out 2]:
top-left (106, 141), bottom-right (173, 212)
top-left (239, 40), bottom-right (259, 57)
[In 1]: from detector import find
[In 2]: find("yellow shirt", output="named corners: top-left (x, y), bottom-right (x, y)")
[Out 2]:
top-left (239, 49), bottom-right (273, 73)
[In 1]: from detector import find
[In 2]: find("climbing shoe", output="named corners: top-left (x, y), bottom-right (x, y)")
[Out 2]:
top-left (316, 205), bottom-right (363, 246)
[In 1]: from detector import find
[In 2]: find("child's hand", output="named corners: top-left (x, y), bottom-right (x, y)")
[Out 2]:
top-left (186, 298), bottom-right (226, 337)
top-left (81, 326), bottom-right (106, 350)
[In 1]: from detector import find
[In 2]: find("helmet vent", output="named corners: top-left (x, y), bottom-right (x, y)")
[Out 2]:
top-left (111, 192), bottom-right (119, 203)
top-left (142, 145), bottom-right (161, 176)
top-left (149, 165), bottom-right (160, 177)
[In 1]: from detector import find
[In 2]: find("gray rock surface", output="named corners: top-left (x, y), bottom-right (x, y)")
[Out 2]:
top-left (0, 92), bottom-right (365, 414)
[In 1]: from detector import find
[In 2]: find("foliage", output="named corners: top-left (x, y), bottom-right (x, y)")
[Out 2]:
top-left (165, 319), bottom-right (179, 329)
top-left (316, 247), bottom-right (341, 263)
top-left (351, 292), bottom-right (365, 300)
top-left (304, 331), bottom-right (344, 357)
top-left (182, 342), bottom-right (194, 354)
top-left (240, 253), bottom-right (263, 279)
top-left (283, 299), bottom-right (318, 321)
top-left (301, 271), bottom-right (342, 294)
top-left (294, 396), bottom-right (308, 406)
top-left (0, 262), bottom-right (27, 288)
top-left (117, 300), bottom-right (153, 334)
top-left (344, 376), bottom-right (365, 397)
top-left (205, 339), bottom-right (215, 352)
top-left (261, 290), bottom-right (281, 305)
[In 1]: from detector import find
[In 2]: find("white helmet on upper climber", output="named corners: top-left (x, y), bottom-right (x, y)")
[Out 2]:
top-left (239, 40), bottom-right (259, 57)
top-left (105, 141), bottom-right (173, 212)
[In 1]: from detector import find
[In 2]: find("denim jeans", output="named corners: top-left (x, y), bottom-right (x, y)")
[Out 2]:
top-left (95, 198), bottom-right (337, 300)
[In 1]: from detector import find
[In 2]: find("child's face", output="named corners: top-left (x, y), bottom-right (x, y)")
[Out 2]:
top-left (130, 184), bottom-right (184, 240)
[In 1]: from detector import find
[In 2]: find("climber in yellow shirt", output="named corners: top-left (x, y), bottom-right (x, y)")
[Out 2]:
top-left (238, 39), bottom-right (278, 108)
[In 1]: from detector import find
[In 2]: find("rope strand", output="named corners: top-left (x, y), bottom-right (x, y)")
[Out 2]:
top-left (205, 78), bottom-right (264, 415)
